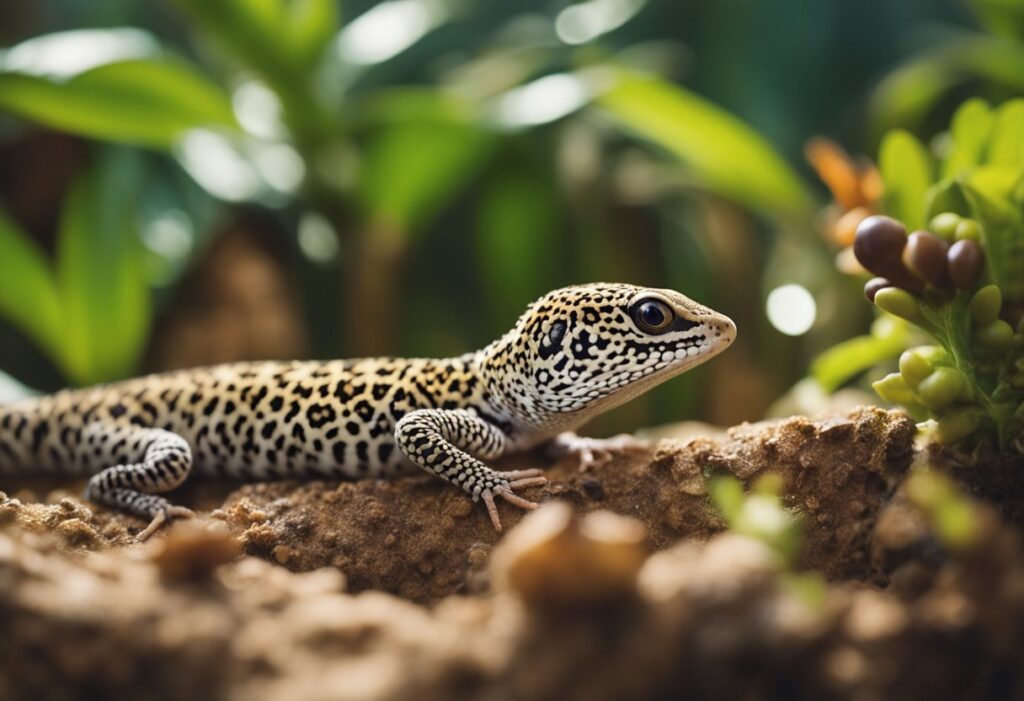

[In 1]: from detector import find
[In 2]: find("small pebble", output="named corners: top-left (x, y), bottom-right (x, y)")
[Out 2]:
top-left (152, 521), bottom-right (241, 581)
top-left (582, 479), bottom-right (606, 501)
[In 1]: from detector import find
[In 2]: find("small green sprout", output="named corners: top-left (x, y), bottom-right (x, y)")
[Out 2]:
top-left (709, 473), bottom-right (802, 567)
top-left (905, 468), bottom-right (980, 552)
top-left (709, 473), bottom-right (825, 607)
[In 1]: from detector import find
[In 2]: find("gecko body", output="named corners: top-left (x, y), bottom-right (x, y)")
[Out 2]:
top-left (0, 283), bottom-right (735, 537)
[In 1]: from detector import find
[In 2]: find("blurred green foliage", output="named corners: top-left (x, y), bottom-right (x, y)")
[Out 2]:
top-left (0, 0), bottom-right (1017, 430)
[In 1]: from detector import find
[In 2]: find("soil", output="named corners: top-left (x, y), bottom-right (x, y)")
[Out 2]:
top-left (2, 406), bottom-right (1022, 700)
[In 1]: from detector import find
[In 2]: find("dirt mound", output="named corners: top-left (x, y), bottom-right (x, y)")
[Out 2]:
top-left (3, 407), bottom-right (1023, 700)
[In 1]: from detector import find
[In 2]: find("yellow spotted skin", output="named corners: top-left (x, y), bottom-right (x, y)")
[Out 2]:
top-left (0, 283), bottom-right (735, 535)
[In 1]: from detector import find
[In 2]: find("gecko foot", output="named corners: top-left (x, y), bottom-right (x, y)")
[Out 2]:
top-left (546, 432), bottom-right (648, 471)
top-left (137, 506), bottom-right (196, 542)
top-left (482, 476), bottom-right (548, 532)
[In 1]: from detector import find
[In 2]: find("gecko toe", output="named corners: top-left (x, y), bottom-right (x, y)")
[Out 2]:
top-left (508, 476), bottom-right (547, 490)
top-left (482, 490), bottom-right (503, 532)
top-left (137, 506), bottom-right (196, 542)
top-left (502, 468), bottom-right (545, 480)
top-left (498, 488), bottom-right (540, 511)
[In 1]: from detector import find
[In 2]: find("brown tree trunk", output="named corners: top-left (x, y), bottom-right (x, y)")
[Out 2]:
top-left (340, 220), bottom-right (406, 357)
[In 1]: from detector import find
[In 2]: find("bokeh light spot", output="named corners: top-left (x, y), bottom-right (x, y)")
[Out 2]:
top-left (766, 284), bottom-right (816, 336)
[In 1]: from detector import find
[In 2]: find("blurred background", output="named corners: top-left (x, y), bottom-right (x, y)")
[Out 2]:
top-left (0, 0), bottom-right (1020, 434)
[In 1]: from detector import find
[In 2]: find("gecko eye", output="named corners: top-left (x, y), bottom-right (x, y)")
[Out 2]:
top-left (632, 299), bottom-right (674, 334)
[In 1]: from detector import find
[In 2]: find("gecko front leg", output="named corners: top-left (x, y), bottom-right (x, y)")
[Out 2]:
top-left (81, 424), bottom-right (195, 540)
top-left (394, 409), bottom-right (547, 531)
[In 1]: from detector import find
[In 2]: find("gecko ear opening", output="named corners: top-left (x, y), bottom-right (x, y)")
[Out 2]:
top-left (539, 321), bottom-right (567, 359)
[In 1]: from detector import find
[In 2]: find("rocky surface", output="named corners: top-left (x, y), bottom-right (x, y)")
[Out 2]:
top-left (2, 407), bottom-right (1022, 700)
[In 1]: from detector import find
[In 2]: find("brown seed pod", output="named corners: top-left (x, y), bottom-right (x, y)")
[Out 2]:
top-left (864, 277), bottom-right (892, 302)
top-left (853, 216), bottom-right (923, 291)
top-left (903, 230), bottom-right (951, 288)
top-left (854, 216), bottom-right (906, 275)
top-left (948, 239), bottom-right (986, 290)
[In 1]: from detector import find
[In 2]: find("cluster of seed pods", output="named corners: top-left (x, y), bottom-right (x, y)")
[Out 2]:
top-left (853, 213), bottom-right (1024, 445)
top-left (855, 214), bottom-right (986, 306)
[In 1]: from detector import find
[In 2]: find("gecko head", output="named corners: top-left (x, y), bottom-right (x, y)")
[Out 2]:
top-left (482, 283), bottom-right (736, 426)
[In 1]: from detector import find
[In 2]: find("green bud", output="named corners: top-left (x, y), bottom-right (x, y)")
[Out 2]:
top-left (968, 285), bottom-right (1002, 325)
top-left (910, 345), bottom-right (949, 366)
top-left (954, 218), bottom-right (983, 242)
top-left (899, 350), bottom-right (933, 387)
top-left (872, 373), bottom-right (917, 405)
top-left (976, 320), bottom-right (1015, 350)
top-left (874, 287), bottom-right (922, 323)
top-left (929, 212), bottom-right (962, 240)
top-left (936, 408), bottom-right (982, 445)
top-left (916, 367), bottom-right (965, 410)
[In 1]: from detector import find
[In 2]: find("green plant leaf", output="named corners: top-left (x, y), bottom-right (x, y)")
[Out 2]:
top-left (476, 163), bottom-right (563, 333)
top-left (870, 36), bottom-right (1024, 134)
top-left (56, 148), bottom-right (151, 384)
top-left (987, 99), bottom-right (1024, 167)
top-left (811, 321), bottom-right (909, 392)
top-left (879, 130), bottom-right (932, 230)
top-left (0, 59), bottom-right (238, 149)
top-left (0, 211), bottom-right (64, 364)
top-left (944, 98), bottom-right (994, 178)
top-left (282, 0), bottom-right (339, 69)
top-left (174, 0), bottom-right (329, 81)
top-left (960, 181), bottom-right (1024, 301)
top-left (597, 70), bottom-right (811, 216)
top-left (357, 122), bottom-right (495, 234)
top-left (352, 88), bottom-right (477, 129)
top-left (969, 0), bottom-right (1024, 43)
top-left (925, 177), bottom-right (971, 221)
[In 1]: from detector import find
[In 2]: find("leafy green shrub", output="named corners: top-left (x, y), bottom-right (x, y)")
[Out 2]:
top-left (835, 99), bottom-right (1024, 453)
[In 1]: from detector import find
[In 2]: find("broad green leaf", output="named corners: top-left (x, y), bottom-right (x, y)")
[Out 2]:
top-left (870, 36), bottom-right (1024, 134)
top-left (476, 165), bottom-right (563, 333)
top-left (0, 211), bottom-right (64, 363)
top-left (987, 99), bottom-right (1024, 167)
top-left (968, 166), bottom-right (1024, 201)
top-left (969, 0), bottom-right (1024, 42)
top-left (57, 148), bottom-right (151, 384)
top-left (944, 98), bottom-right (994, 178)
top-left (597, 70), bottom-right (811, 216)
top-left (283, 0), bottom-right (339, 69)
top-left (879, 130), bottom-right (932, 229)
top-left (353, 88), bottom-right (477, 128)
top-left (960, 181), bottom-right (1024, 300)
top-left (0, 59), bottom-right (238, 149)
top-left (357, 122), bottom-right (494, 233)
top-left (811, 322), bottom-right (909, 392)
top-left (870, 60), bottom-right (961, 135)
top-left (924, 177), bottom-right (970, 222)
top-left (174, 0), bottom-right (329, 81)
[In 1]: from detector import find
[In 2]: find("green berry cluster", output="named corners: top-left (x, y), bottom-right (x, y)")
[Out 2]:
top-left (853, 213), bottom-right (1024, 451)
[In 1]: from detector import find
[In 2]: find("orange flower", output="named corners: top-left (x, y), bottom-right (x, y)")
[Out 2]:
top-left (806, 138), bottom-right (884, 273)
top-left (805, 138), bottom-right (882, 212)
